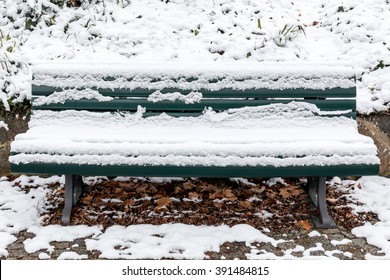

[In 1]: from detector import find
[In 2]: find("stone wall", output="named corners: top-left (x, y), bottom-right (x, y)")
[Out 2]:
top-left (1, 110), bottom-right (389, 177)
top-left (358, 113), bottom-right (390, 177)
top-left (0, 104), bottom-right (30, 176)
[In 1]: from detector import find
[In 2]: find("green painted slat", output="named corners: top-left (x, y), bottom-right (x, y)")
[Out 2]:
top-left (10, 163), bottom-right (379, 177)
top-left (33, 98), bottom-right (356, 112)
top-left (142, 111), bottom-right (356, 119)
top-left (32, 85), bottom-right (356, 98)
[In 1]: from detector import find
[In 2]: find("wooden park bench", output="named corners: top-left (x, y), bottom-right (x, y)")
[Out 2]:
top-left (9, 63), bottom-right (380, 228)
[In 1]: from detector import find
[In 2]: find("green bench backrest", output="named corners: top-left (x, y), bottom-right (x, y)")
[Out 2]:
top-left (32, 80), bottom-right (357, 119)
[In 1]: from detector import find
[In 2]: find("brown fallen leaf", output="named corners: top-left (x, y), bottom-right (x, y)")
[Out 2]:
top-left (239, 200), bottom-right (252, 209)
top-left (326, 197), bottom-right (338, 205)
top-left (297, 220), bottom-right (313, 230)
top-left (266, 189), bottom-right (278, 199)
top-left (123, 199), bottom-right (135, 208)
top-left (156, 197), bottom-right (172, 209)
top-left (81, 194), bottom-right (94, 203)
top-left (104, 181), bottom-right (119, 188)
top-left (136, 183), bottom-right (149, 193)
top-left (119, 182), bottom-right (133, 189)
top-left (209, 191), bottom-right (223, 200)
top-left (213, 201), bottom-right (224, 208)
top-left (279, 186), bottom-right (304, 198)
top-left (251, 186), bottom-right (266, 194)
top-left (148, 184), bottom-right (158, 193)
top-left (91, 198), bottom-right (105, 208)
top-left (182, 181), bottom-right (195, 190)
top-left (188, 192), bottom-right (200, 200)
top-left (223, 189), bottom-right (237, 201)
top-left (112, 187), bottom-right (124, 194)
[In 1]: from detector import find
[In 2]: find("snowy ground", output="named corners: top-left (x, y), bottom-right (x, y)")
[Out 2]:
top-left (0, 175), bottom-right (389, 260)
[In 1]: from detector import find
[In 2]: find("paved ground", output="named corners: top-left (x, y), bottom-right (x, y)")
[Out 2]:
top-left (3, 227), bottom-right (383, 260)
top-left (1, 177), bottom-right (385, 260)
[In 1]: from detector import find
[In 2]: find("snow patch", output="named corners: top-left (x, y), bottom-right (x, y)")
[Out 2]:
top-left (38, 252), bottom-right (51, 260)
top-left (350, 176), bottom-right (390, 259)
top-left (57, 252), bottom-right (88, 260)
top-left (308, 231), bottom-right (321, 238)
top-left (85, 224), bottom-right (283, 260)
top-left (24, 225), bottom-right (102, 254)
top-left (331, 239), bottom-right (352, 246)
top-left (0, 121), bottom-right (9, 131)
top-left (147, 90), bottom-right (202, 104)
top-left (33, 88), bottom-right (113, 106)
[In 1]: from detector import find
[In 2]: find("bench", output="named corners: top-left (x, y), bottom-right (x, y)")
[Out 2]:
top-left (9, 62), bottom-right (380, 228)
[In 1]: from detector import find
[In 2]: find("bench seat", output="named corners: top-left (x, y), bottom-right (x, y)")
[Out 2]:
top-left (10, 102), bottom-right (378, 176)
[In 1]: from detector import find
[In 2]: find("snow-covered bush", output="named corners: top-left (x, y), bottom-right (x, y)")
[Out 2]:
top-left (0, 30), bottom-right (30, 111)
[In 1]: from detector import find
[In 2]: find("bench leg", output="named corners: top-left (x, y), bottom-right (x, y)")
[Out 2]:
top-left (62, 175), bottom-right (84, 225)
top-left (307, 177), bottom-right (336, 229)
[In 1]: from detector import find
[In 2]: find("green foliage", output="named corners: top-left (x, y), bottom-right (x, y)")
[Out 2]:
top-left (279, 24), bottom-right (306, 38)
top-left (257, 18), bottom-right (262, 29)
top-left (25, 18), bottom-right (38, 31)
top-left (337, 6), bottom-right (345, 12)
top-left (372, 60), bottom-right (390, 71)
top-left (274, 24), bottom-right (306, 47)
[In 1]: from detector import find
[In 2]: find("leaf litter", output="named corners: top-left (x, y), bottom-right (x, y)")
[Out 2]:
top-left (41, 177), bottom-right (377, 232)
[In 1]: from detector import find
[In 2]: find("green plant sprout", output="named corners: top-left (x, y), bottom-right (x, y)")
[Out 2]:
top-left (274, 24), bottom-right (306, 47)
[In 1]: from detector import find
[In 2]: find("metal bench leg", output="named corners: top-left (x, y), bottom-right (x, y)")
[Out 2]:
top-left (62, 175), bottom-right (84, 225)
top-left (307, 177), bottom-right (336, 229)
top-left (73, 175), bottom-right (84, 205)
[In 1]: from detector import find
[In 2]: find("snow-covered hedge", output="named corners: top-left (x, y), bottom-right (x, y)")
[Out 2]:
top-left (0, 30), bottom-right (30, 111)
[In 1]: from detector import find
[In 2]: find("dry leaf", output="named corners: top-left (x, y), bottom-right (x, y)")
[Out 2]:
top-left (297, 220), bottom-right (313, 230)
top-left (156, 197), bottom-right (172, 209)
top-left (213, 201), bottom-right (223, 208)
top-left (148, 185), bottom-right (158, 193)
top-left (279, 186), bottom-right (303, 198)
top-left (81, 194), bottom-right (94, 203)
top-left (105, 181), bottom-right (119, 188)
top-left (123, 199), bottom-right (135, 208)
top-left (119, 182), bottom-right (133, 189)
top-left (266, 189), bottom-right (278, 199)
top-left (91, 198), bottom-right (105, 208)
top-left (188, 192), bottom-right (199, 200)
top-left (326, 198), bottom-right (338, 205)
top-left (182, 181), bottom-right (195, 190)
top-left (112, 187), bottom-right (124, 194)
top-left (251, 186), bottom-right (266, 194)
top-left (136, 183), bottom-right (149, 193)
top-left (223, 189), bottom-right (237, 201)
top-left (239, 200), bottom-right (252, 209)
top-left (209, 191), bottom-right (223, 200)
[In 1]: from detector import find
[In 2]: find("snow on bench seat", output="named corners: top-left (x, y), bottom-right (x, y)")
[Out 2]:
top-left (10, 102), bottom-right (379, 167)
